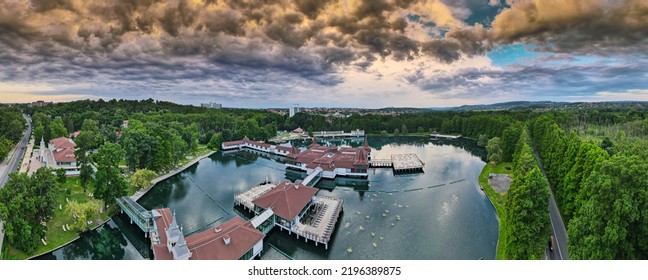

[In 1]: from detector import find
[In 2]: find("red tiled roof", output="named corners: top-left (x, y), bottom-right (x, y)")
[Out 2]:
top-left (53, 148), bottom-right (76, 163)
top-left (152, 209), bottom-right (264, 260)
top-left (186, 216), bottom-right (264, 260)
top-left (70, 131), bottom-right (80, 138)
top-left (292, 127), bottom-right (304, 133)
top-left (295, 145), bottom-right (369, 170)
top-left (252, 181), bottom-right (318, 221)
top-left (152, 209), bottom-right (176, 260)
top-left (50, 137), bottom-right (76, 150)
top-left (222, 139), bottom-right (244, 146)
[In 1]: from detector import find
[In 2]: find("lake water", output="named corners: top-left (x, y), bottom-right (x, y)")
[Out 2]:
top-left (36, 137), bottom-right (498, 260)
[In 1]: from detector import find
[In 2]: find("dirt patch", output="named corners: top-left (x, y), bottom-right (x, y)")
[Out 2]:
top-left (489, 174), bottom-right (512, 194)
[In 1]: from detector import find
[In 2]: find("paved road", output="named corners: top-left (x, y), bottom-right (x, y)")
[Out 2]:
top-left (533, 147), bottom-right (569, 260)
top-left (0, 114), bottom-right (31, 256)
top-left (0, 115), bottom-right (31, 188)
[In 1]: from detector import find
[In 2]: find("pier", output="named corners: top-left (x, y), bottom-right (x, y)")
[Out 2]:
top-left (234, 182), bottom-right (277, 211)
top-left (293, 196), bottom-right (343, 249)
top-left (391, 153), bottom-right (425, 172)
top-left (369, 154), bottom-right (425, 173)
top-left (312, 130), bottom-right (365, 138)
top-left (430, 132), bottom-right (461, 140)
top-left (237, 181), bottom-right (343, 250)
top-left (369, 159), bottom-right (393, 168)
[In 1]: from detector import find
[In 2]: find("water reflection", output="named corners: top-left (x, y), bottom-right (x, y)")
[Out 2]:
top-left (35, 137), bottom-right (497, 260)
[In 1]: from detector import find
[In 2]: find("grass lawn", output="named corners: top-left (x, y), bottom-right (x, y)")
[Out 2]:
top-left (4, 145), bottom-right (215, 259)
top-left (6, 177), bottom-right (115, 259)
top-left (478, 161), bottom-right (513, 260)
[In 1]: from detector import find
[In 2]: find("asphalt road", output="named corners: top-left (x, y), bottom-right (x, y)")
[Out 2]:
top-left (0, 115), bottom-right (31, 188)
top-left (533, 147), bottom-right (569, 260)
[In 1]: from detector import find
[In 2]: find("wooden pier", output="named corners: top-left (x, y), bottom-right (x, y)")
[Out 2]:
top-left (293, 196), bottom-right (343, 250)
top-left (369, 154), bottom-right (425, 173)
top-left (234, 182), bottom-right (277, 211)
top-left (391, 154), bottom-right (424, 172)
top-left (430, 132), bottom-right (461, 140)
top-left (369, 159), bottom-right (393, 168)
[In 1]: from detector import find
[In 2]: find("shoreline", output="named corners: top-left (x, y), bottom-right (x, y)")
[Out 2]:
top-left (131, 150), bottom-right (216, 201)
top-left (24, 149), bottom-right (217, 259)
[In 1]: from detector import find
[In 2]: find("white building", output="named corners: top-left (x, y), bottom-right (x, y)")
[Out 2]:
top-left (201, 102), bottom-right (222, 109)
top-left (289, 104), bottom-right (300, 117)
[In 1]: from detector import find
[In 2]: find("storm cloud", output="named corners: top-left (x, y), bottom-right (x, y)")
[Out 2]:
top-left (1, 0), bottom-right (647, 105)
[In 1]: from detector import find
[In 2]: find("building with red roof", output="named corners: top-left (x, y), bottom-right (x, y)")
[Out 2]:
top-left (42, 137), bottom-right (79, 175)
top-left (285, 137), bottom-right (371, 179)
top-left (152, 208), bottom-right (265, 260)
top-left (222, 136), bottom-right (300, 157)
top-left (252, 181), bottom-right (319, 231)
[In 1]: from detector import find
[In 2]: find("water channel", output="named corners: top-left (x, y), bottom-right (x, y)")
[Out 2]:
top-left (37, 137), bottom-right (498, 260)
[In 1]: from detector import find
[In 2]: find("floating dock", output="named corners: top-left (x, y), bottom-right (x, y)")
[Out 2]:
top-left (369, 154), bottom-right (425, 173)
top-left (391, 153), bottom-right (425, 172)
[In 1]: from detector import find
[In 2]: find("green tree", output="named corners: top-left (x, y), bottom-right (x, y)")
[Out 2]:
top-left (56, 168), bottom-right (67, 184)
top-left (33, 124), bottom-right (45, 145)
top-left (0, 137), bottom-right (12, 161)
top-left (50, 117), bottom-right (68, 139)
top-left (75, 119), bottom-right (103, 152)
top-left (65, 200), bottom-right (101, 232)
top-left (600, 136), bottom-right (615, 156)
top-left (208, 132), bottom-right (223, 151)
top-left (393, 128), bottom-right (400, 136)
top-left (121, 121), bottom-right (156, 171)
top-left (505, 167), bottom-right (551, 259)
top-left (477, 134), bottom-right (489, 147)
top-left (79, 161), bottom-right (94, 193)
top-left (380, 130), bottom-right (388, 137)
top-left (401, 124), bottom-right (408, 134)
top-left (486, 137), bottom-right (502, 163)
top-left (130, 169), bottom-right (157, 190)
top-left (94, 143), bottom-right (127, 207)
top-left (501, 123), bottom-right (522, 162)
top-left (568, 156), bottom-right (648, 259)
top-left (0, 168), bottom-right (60, 253)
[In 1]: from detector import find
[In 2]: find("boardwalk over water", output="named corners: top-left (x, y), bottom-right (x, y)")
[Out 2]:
top-left (369, 154), bottom-right (425, 173)
top-left (234, 182), bottom-right (277, 210)
top-left (293, 196), bottom-right (343, 248)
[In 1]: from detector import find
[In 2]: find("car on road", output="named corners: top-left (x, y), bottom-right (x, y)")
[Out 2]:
top-left (549, 235), bottom-right (555, 251)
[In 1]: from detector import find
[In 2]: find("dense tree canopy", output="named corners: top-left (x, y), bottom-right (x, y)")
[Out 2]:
top-left (568, 156), bottom-right (648, 259)
top-left (94, 143), bottom-right (128, 207)
top-left (0, 168), bottom-right (60, 253)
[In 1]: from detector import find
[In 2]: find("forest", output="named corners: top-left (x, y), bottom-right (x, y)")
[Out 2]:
top-left (2, 99), bottom-right (647, 258)
top-left (0, 106), bottom-right (26, 161)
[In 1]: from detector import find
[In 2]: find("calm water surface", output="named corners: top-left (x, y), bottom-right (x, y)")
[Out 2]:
top-left (37, 137), bottom-right (498, 260)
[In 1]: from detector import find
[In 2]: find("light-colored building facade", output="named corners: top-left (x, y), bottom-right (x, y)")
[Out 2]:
top-left (289, 104), bottom-right (300, 117)
top-left (41, 137), bottom-right (79, 175)
top-left (201, 102), bottom-right (222, 109)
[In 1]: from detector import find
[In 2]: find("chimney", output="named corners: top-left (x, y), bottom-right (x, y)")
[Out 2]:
top-left (223, 234), bottom-right (231, 245)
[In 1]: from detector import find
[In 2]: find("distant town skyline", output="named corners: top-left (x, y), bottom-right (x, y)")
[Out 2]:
top-left (1, 0), bottom-right (647, 107)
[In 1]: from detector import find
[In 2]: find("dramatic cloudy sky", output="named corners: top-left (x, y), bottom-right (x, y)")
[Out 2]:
top-left (1, 0), bottom-right (647, 108)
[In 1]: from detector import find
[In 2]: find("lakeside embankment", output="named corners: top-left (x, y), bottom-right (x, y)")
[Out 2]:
top-left (18, 150), bottom-right (216, 260)
top-left (478, 161), bottom-right (513, 260)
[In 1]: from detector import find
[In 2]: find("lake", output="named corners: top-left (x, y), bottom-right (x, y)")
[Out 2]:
top-left (36, 137), bottom-right (498, 260)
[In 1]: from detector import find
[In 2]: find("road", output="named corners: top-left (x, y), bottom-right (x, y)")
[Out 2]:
top-left (533, 147), bottom-right (569, 260)
top-left (0, 115), bottom-right (31, 188)
top-left (0, 114), bottom-right (31, 256)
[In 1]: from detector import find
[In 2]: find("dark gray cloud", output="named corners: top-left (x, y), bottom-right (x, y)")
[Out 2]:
top-left (1, 0), bottom-right (648, 105)
top-left (491, 0), bottom-right (648, 54)
top-left (406, 54), bottom-right (648, 100)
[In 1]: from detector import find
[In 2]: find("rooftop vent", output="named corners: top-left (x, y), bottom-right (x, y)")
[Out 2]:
top-left (215, 227), bottom-right (222, 233)
top-left (223, 234), bottom-right (231, 245)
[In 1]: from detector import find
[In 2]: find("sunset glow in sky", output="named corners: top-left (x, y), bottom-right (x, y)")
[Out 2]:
top-left (1, 0), bottom-right (647, 107)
